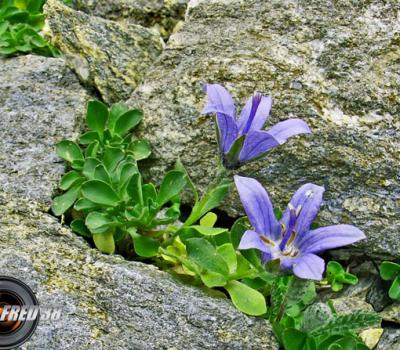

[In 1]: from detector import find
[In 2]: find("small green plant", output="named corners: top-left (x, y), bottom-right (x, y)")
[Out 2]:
top-left (52, 100), bottom-right (185, 255)
top-left (51, 86), bottom-right (380, 349)
top-left (0, 0), bottom-right (59, 56)
top-left (380, 261), bottom-right (400, 300)
top-left (269, 276), bottom-right (380, 350)
top-left (325, 261), bottom-right (358, 292)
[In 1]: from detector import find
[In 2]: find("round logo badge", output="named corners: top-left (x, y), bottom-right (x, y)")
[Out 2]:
top-left (0, 277), bottom-right (39, 350)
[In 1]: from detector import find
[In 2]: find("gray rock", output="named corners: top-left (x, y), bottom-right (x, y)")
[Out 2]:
top-left (0, 55), bottom-right (90, 207)
top-left (127, 0), bottom-right (400, 257)
top-left (71, 0), bottom-right (188, 39)
top-left (376, 327), bottom-right (400, 350)
top-left (0, 193), bottom-right (278, 350)
top-left (44, 0), bottom-right (164, 103)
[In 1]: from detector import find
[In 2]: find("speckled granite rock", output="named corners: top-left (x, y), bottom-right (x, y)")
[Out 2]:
top-left (0, 193), bottom-right (278, 350)
top-left (376, 328), bottom-right (400, 350)
top-left (44, 0), bottom-right (164, 103)
top-left (71, 0), bottom-right (188, 39)
top-left (128, 0), bottom-right (400, 257)
top-left (0, 55), bottom-right (90, 207)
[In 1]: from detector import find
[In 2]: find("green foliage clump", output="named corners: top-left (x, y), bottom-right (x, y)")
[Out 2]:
top-left (0, 0), bottom-right (59, 56)
top-left (380, 261), bottom-right (400, 300)
top-left (52, 99), bottom-right (381, 349)
top-left (269, 276), bottom-right (381, 350)
top-left (325, 261), bottom-right (358, 292)
top-left (52, 100), bottom-right (186, 255)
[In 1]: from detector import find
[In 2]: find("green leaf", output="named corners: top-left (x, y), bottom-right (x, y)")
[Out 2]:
top-left (310, 312), bottom-right (381, 337)
top-left (113, 109), bottom-right (142, 136)
top-left (82, 157), bottom-right (100, 179)
top-left (190, 225), bottom-right (227, 236)
top-left (225, 280), bottom-right (267, 316)
top-left (70, 219), bottom-right (91, 237)
top-left (79, 131), bottom-right (100, 144)
top-left (85, 211), bottom-right (117, 234)
top-left (84, 140), bottom-right (100, 158)
top-left (59, 170), bottom-right (82, 190)
top-left (93, 164), bottom-right (111, 184)
top-left (56, 140), bottom-right (84, 164)
top-left (185, 179), bottom-right (231, 225)
top-left (127, 173), bottom-right (143, 206)
top-left (223, 135), bottom-right (245, 167)
top-left (389, 275), bottom-right (400, 300)
top-left (175, 158), bottom-right (198, 202)
top-left (81, 180), bottom-right (120, 206)
top-left (282, 329), bottom-right (308, 350)
top-left (380, 261), bottom-right (400, 281)
top-left (108, 102), bottom-right (129, 133)
top-left (87, 100), bottom-right (108, 135)
top-left (327, 261), bottom-right (345, 276)
top-left (93, 231), bottom-right (115, 254)
top-left (103, 146), bottom-right (125, 172)
top-left (128, 139), bottom-right (151, 160)
top-left (51, 183), bottom-right (81, 216)
top-left (186, 238), bottom-right (229, 277)
top-left (157, 170), bottom-right (186, 206)
top-left (73, 198), bottom-right (99, 211)
top-left (217, 243), bottom-right (237, 274)
top-left (199, 212), bottom-right (217, 227)
top-left (142, 183), bottom-right (157, 204)
top-left (230, 217), bottom-right (248, 249)
top-left (128, 228), bottom-right (160, 258)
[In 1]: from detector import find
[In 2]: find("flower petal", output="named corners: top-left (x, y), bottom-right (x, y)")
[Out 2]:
top-left (234, 176), bottom-right (280, 240)
top-left (216, 113), bottom-right (239, 153)
top-left (201, 84), bottom-right (236, 118)
top-left (297, 224), bottom-right (366, 254)
top-left (238, 230), bottom-right (272, 254)
top-left (281, 183), bottom-right (325, 238)
top-left (238, 130), bottom-right (280, 162)
top-left (266, 119), bottom-right (311, 144)
top-left (237, 95), bottom-right (272, 133)
top-left (292, 253), bottom-right (325, 280)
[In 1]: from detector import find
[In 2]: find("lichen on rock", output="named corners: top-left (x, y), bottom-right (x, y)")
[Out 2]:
top-left (127, 0), bottom-right (400, 258)
top-left (44, 0), bottom-right (164, 103)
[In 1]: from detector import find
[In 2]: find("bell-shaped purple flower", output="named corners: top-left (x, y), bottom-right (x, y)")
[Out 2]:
top-left (202, 84), bottom-right (311, 168)
top-left (234, 176), bottom-right (366, 280)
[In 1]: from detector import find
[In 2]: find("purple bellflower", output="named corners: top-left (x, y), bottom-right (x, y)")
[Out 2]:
top-left (234, 176), bottom-right (366, 280)
top-left (202, 84), bottom-right (311, 169)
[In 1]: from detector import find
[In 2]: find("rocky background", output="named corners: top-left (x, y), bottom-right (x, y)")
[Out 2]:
top-left (1, 0), bottom-right (399, 348)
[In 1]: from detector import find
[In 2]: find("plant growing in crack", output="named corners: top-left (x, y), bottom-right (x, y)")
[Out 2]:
top-left (52, 85), bottom-right (381, 349)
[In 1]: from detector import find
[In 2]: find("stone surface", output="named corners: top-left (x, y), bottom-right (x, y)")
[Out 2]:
top-left (0, 55), bottom-right (90, 207)
top-left (72, 0), bottom-right (188, 39)
top-left (44, 0), bottom-right (164, 103)
top-left (376, 327), bottom-right (400, 350)
top-left (128, 0), bottom-right (400, 257)
top-left (0, 193), bottom-right (278, 350)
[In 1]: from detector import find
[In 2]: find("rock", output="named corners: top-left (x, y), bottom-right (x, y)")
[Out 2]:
top-left (44, 0), bottom-right (164, 103)
top-left (71, 0), bottom-right (188, 39)
top-left (366, 277), bottom-right (393, 312)
top-left (0, 55), bottom-right (90, 207)
top-left (376, 327), bottom-right (400, 350)
top-left (380, 303), bottom-right (400, 325)
top-left (359, 328), bottom-right (384, 349)
top-left (127, 0), bottom-right (400, 258)
top-left (0, 193), bottom-right (278, 350)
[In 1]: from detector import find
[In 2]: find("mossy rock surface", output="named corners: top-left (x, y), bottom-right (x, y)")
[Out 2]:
top-left (44, 0), bottom-right (164, 103)
top-left (127, 0), bottom-right (400, 258)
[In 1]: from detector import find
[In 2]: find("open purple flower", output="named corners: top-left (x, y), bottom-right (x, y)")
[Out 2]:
top-left (234, 176), bottom-right (366, 280)
top-left (202, 84), bottom-right (311, 168)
